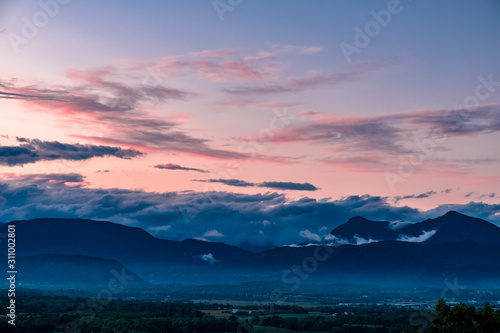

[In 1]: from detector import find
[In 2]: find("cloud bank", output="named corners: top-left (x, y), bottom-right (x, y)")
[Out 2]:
top-left (0, 174), bottom-right (498, 251)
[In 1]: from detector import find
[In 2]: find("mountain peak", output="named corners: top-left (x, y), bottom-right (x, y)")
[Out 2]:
top-left (345, 216), bottom-right (372, 224)
top-left (330, 216), bottom-right (390, 243)
top-left (442, 210), bottom-right (466, 218)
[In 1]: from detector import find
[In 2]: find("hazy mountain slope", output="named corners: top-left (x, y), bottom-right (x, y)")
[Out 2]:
top-left (0, 218), bottom-right (249, 283)
top-left (1, 253), bottom-right (148, 287)
top-left (222, 240), bottom-right (500, 287)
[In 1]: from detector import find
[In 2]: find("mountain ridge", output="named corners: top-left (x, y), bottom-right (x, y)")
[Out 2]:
top-left (2, 211), bottom-right (500, 287)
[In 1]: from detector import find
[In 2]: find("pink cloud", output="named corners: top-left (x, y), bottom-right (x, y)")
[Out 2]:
top-left (191, 59), bottom-right (271, 81)
top-left (224, 59), bottom-right (391, 95)
top-left (124, 48), bottom-right (279, 83)
top-left (300, 110), bottom-right (321, 117)
top-left (271, 44), bottom-right (325, 55)
top-left (191, 49), bottom-right (242, 59)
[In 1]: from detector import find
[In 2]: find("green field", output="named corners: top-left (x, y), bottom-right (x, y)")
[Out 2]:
top-left (254, 327), bottom-right (294, 332)
top-left (253, 327), bottom-right (332, 333)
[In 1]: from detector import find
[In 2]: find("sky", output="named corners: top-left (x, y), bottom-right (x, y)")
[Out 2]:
top-left (0, 0), bottom-right (499, 250)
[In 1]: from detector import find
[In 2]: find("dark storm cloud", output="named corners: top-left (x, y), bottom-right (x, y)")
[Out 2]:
top-left (0, 138), bottom-right (143, 166)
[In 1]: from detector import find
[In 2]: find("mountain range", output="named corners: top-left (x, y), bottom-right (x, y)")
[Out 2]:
top-left (328, 211), bottom-right (500, 245)
top-left (2, 211), bottom-right (500, 288)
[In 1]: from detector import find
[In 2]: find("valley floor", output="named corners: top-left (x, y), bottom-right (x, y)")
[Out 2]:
top-left (1, 287), bottom-right (500, 332)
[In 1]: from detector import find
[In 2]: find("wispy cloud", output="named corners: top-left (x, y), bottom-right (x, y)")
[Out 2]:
top-left (224, 59), bottom-right (389, 95)
top-left (324, 234), bottom-right (381, 246)
top-left (271, 44), bottom-right (325, 55)
top-left (244, 105), bottom-right (500, 149)
top-left (240, 114), bottom-right (409, 154)
top-left (0, 76), bottom-right (253, 160)
top-left (397, 229), bottom-right (438, 243)
top-left (0, 68), bottom-right (193, 112)
top-left (394, 106), bottom-right (500, 136)
top-left (203, 229), bottom-right (224, 238)
top-left (299, 229), bottom-right (322, 242)
top-left (197, 253), bottom-right (220, 265)
top-left (154, 163), bottom-right (209, 173)
top-left (128, 48), bottom-right (279, 82)
top-left (0, 58), bottom-right (303, 162)
top-left (215, 99), bottom-right (301, 111)
top-left (240, 103), bottom-right (500, 174)
top-left (1, 50), bottom-right (397, 164)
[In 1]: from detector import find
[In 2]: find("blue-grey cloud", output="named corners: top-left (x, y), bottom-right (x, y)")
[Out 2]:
top-left (2, 173), bottom-right (86, 187)
top-left (195, 178), bottom-right (254, 187)
top-left (0, 137), bottom-right (143, 166)
top-left (464, 192), bottom-right (496, 199)
top-left (394, 191), bottom-right (438, 203)
top-left (155, 163), bottom-right (209, 173)
top-left (260, 181), bottom-right (318, 191)
top-left (194, 178), bottom-right (318, 191)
